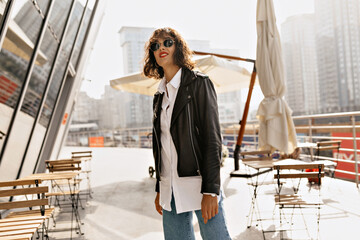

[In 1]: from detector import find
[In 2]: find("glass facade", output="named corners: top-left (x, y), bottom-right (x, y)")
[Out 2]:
top-left (0, 0), bottom-right (100, 180)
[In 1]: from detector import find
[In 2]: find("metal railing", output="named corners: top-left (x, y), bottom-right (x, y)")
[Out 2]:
top-left (231, 111), bottom-right (360, 187)
top-left (66, 127), bottom-right (152, 148)
top-left (293, 111), bottom-right (359, 187)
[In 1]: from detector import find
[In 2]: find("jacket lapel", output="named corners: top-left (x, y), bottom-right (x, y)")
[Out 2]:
top-left (171, 85), bottom-right (190, 128)
top-left (170, 68), bottom-right (196, 128)
top-left (153, 93), bottom-right (163, 126)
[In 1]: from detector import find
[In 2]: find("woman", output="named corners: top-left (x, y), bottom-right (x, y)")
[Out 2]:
top-left (143, 27), bottom-right (231, 240)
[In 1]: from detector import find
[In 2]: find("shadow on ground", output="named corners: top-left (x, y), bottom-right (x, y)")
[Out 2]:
top-left (90, 177), bottom-right (158, 219)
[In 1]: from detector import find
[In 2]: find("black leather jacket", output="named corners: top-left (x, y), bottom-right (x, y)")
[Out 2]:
top-left (152, 67), bottom-right (222, 195)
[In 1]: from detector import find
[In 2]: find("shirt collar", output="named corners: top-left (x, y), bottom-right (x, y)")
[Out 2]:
top-left (157, 68), bottom-right (182, 93)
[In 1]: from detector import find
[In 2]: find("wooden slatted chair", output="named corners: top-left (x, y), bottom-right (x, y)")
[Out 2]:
top-left (240, 150), bottom-right (282, 188)
top-left (272, 161), bottom-right (325, 240)
top-left (240, 150), bottom-right (273, 177)
top-left (45, 159), bottom-right (82, 201)
top-left (45, 160), bottom-right (82, 204)
top-left (0, 179), bottom-right (51, 240)
top-left (71, 151), bottom-right (93, 199)
top-left (315, 140), bottom-right (341, 178)
top-left (45, 159), bottom-right (81, 173)
top-left (237, 150), bottom-right (280, 229)
top-left (45, 159), bottom-right (83, 235)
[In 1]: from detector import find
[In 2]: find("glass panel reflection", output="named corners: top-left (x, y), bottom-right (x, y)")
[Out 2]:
top-left (0, 0), bottom-right (48, 180)
top-left (0, 0), bottom-right (44, 154)
top-left (48, 0), bottom-right (72, 41)
top-left (36, 0), bottom-right (50, 16)
top-left (14, 29), bottom-right (57, 178)
top-left (0, 0), bottom-right (9, 24)
top-left (71, 0), bottom-right (95, 66)
top-left (39, 0), bottom-right (85, 127)
top-left (21, 28), bottom-right (57, 117)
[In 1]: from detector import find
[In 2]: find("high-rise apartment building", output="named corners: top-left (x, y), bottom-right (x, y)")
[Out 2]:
top-left (315, 0), bottom-right (360, 112)
top-left (119, 27), bottom-right (155, 74)
top-left (282, 14), bottom-right (319, 115)
top-left (101, 85), bottom-right (128, 129)
top-left (118, 27), bottom-right (154, 127)
top-left (72, 91), bottom-right (100, 124)
top-left (281, 0), bottom-right (360, 114)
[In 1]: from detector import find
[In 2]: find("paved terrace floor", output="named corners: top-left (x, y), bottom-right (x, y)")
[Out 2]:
top-left (51, 146), bottom-right (360, 240)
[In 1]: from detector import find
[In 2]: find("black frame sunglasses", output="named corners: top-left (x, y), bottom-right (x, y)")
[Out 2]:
top-left (150, 39), bottom-right (174, 52)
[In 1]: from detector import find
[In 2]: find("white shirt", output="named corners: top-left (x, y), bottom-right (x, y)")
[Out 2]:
top-left (157, 68), bottom-right (204, 214)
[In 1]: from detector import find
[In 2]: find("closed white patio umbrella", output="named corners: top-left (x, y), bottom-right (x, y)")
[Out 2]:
top-left (256, 0), bottom-right (297, 154)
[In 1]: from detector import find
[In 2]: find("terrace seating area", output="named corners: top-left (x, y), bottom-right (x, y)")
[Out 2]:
top-left (40, 146), bottom-right (359, 240)
top-left (0, 151), bottom-right (93, 240)
top-left (1, 145), bottom-right (359, 239)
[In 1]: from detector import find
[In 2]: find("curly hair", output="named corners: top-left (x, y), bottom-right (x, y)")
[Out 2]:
top-left (143, 27), bottom-right (195, 79)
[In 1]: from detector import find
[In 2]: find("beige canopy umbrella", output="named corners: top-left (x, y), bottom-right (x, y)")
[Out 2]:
top-left (256, 0), bottom-right (297, 154)
top-left (110, 55), bottom-right (256, 96)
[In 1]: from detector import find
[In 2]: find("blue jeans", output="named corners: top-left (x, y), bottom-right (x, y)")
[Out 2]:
top-left (162, 193), bottom-right (231, 240)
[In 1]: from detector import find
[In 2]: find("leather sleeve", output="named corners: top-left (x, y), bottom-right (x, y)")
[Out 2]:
top-left (155, 179), bottom-right (160, 192)
top-left (153, 94), bottom-right (161, 193)
top-left (195, 76), bottom-right (222, 195)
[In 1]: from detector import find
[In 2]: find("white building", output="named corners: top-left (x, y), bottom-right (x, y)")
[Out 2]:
top-left (282, 14), bottom-right (320, 115)
top-left (118, 27), bottom-right (154, 127)
top-left (72, 92), bottom-right (100, 124)
top-left (315, 0), bottom-right (360, 112)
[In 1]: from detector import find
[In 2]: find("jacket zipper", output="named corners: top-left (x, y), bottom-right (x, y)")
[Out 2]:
top-left (153, 126), bottom-right (161, 180)
top-left (187, 104), bottom-right (201, 176)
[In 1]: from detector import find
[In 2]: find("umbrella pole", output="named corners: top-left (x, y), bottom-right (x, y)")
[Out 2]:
top-left (233, 65), bottom-right (257, 171)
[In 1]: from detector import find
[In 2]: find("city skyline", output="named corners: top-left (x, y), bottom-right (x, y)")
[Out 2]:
top-left (72, 26), bottom-right (251, 129)
top-left (282, 0), bottom-right (360, 115)
top-left (81, 0), bottom-right (314, 99)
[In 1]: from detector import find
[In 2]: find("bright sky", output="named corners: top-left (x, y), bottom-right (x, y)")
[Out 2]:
top-left (82, 0), bottom-right (314, 102)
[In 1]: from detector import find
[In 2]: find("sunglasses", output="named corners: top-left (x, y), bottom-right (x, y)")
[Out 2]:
top-left (150, 39), bottom-right (174, 51)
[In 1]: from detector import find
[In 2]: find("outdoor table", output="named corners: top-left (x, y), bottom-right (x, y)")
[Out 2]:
top-left (20, 172), bottom-right (81, 239)
top-left (21, 171), bottom-right (80, 181)
top-left (274, 158), bottom-right (316, 167)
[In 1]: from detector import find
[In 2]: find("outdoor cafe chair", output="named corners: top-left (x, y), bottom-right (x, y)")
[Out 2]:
top-left (315, 140), bottom-right (341, 178)
top-left (45, 159), bottom-right (83, 202)
top-left (268, 161), bottom-right (325, 240)
top-left (238, 150), bottom-right (278, 228)
top-left (71, 151), bottom-right (93, 200)
top-left (20, 171), bottom-right (83, 239)
top-left (0, 179), bottom-right (53, 240)
top-left (45, 159), bottom-right (84, 234)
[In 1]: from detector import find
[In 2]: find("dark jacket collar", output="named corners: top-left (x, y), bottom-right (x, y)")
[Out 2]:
top-left (180, 67), bottom-right (197, 87)
top-left (153, 68), bottom-right (197, 128)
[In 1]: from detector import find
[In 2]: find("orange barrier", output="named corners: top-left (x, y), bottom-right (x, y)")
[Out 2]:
top-left (88, 136), bottom-right (104, 147)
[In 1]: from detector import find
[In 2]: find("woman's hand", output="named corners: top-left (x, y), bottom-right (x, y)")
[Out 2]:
top-left (155, 192), bottom-right (163, 215)
top-left (201, 194), bottom-right (218, 224)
